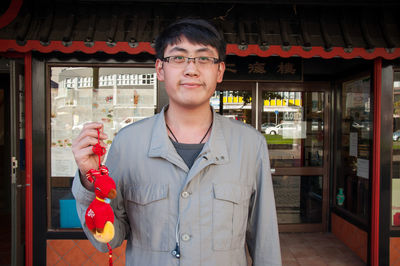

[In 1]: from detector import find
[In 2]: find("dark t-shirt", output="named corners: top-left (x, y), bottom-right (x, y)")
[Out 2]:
top-left (171, 139), bottom-right (204, 169)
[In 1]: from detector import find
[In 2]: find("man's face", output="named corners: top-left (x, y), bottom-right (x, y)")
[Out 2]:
top-left (155, 37), bottom-right (225, 110)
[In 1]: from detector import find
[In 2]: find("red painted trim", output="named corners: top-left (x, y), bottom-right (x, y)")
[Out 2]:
top-left (24, 52), bottom-right (32, 266)
top-left (371, 57), bottom-right (382, 266)
top-left (0, 40), bottom-right (155, 55)
top-left (0, 0), bottom-right (23, 29)
top-left (0, 40), bottom-right (400, 59)
top-left (226, 45), bottom-right (400, 60)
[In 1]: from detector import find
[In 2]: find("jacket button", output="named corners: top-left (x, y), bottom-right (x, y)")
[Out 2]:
top-left (181, 191), bottom-right (190, 199)
top-left (181, 233), bottom-right (191, 241)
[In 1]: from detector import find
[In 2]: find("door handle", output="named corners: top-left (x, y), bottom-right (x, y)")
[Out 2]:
top-left (11, 156), bottom-right (18, 184)
top-left (17, 184), bottom-right (30, 188)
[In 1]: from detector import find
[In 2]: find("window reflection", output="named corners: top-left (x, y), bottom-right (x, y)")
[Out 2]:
top-left (337, 76), bottom-right (371, 223)
top-left (210, 90), bottom-right (252, 125)
top-left (262, 91), bottom-right (324, 168)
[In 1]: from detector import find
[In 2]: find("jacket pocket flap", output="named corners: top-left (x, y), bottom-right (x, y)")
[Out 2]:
top-left (127, 184), bottom-right (169, 205)
top-left (213, 183), bottom-right (251, 204)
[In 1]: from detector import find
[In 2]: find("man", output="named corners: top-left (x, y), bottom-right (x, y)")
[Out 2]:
top-left (72, 18), bottom-right (281, 265)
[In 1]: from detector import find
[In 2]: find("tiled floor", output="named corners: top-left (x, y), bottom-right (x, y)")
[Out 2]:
top-left (280, 232), bottom-right (366, 266)
top-left (1, 225), bottom-right (367, 266)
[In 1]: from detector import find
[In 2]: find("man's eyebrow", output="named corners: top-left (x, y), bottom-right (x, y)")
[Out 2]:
top-left (167, 46), bottom-right (214, 54)
top-left (168, 47), bottom-right (188, 53)
top-left (195, 47), bottom-right (213, 53)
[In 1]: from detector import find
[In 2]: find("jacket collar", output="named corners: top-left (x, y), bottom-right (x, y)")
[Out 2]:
top-left (148, 105), bottom-right (229, 166)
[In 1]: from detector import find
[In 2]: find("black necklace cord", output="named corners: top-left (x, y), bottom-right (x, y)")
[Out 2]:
top-left (166, 120), bottom-right (213, 144)
top-left (199, 120), bottom-right (213, 143)
top-left (166, 123), bottom-right (179, 143)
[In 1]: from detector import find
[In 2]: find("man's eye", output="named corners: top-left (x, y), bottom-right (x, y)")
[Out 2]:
top-left (173, 56), bottom-right (185, 62)
top-left (197, 57), bottom-right (210, 63)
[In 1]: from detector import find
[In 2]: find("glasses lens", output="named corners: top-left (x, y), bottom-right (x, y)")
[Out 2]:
top-left (197, 57), bottom-right (212, 64)
top-left (172, 56), bottom-right (186, 64)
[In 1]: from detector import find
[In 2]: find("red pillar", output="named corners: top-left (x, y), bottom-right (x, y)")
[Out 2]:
top-left (371, 57), bottom-right (382, 266)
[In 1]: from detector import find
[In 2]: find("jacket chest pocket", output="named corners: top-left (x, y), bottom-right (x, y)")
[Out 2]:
top-left (126, 184), bottom-right (170, 251)
top-left (212, 183), bottom-right (252, 251)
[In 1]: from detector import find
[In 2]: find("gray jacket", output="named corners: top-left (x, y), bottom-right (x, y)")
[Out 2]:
top-left (72, 107), bottom-right (282, 266)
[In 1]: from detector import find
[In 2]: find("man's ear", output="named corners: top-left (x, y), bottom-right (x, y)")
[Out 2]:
top-left (217, 61), bottom-right (225, 83)
top-left (155, 59), bottom-right (165, 81)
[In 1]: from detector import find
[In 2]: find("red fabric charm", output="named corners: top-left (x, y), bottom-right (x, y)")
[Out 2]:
top-left (85, 168), bottom-right (116, 231)
top-left (84, 129), bottom-right (116, 266)
top-left (394, 212), bottom-right (400, 226)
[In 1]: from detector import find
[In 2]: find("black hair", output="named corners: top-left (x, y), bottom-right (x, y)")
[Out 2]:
top-left (155, 18), bottom-right (226, 61)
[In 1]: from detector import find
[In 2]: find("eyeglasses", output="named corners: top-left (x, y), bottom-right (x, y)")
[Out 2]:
top-left (162, 56), bottom-right (221, 66)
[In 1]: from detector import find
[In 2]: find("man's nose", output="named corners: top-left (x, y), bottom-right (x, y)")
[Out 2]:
top-left (184, 60), bottom-right (199, 76)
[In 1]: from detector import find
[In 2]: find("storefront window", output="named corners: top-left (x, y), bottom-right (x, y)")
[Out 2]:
top-left (49, 66), bottom-right (157, 229)
top-left (392, 71), bottom-right (400, 227)
top-left (211, 90), bottom-right (253, 125)
top-left (336, 76), bottom-right (372, 223)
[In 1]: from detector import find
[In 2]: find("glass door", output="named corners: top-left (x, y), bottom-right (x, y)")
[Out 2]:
top-left (258, 83), bottom-right (330, 232)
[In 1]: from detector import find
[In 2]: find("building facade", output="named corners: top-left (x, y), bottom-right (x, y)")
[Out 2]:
top-left (0, 0), bottom-right (400, 265)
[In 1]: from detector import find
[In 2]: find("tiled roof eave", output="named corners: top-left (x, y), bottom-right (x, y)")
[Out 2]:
top-left (0, 39), bottom-right (399, 60)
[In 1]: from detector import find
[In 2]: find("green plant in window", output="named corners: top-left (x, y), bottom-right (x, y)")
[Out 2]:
top-left (262, 92), bottom-right (282, 100)
top-left (394, 100), bottom-right (400, 116)
top-left (240, 91), bottom-right (252, 108)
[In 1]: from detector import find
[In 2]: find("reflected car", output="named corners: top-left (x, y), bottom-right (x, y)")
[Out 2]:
top-left (261, 122), bottom-right (276, 132)
top-left (351, 121), bottom-right (371, 131)
top-left (265, 122), bottom-right (297, 135)
top-left (311, 121), bottom-right (324, 131)
top-left (394, 130), bottom-right (400, 141)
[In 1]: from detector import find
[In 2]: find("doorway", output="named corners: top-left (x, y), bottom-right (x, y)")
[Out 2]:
top-left (259, 83), bottom-right (330, 232)
top-left (0, 59), bottom-right (25, 265)
top-left (215, 81), bottom-right (331, 232)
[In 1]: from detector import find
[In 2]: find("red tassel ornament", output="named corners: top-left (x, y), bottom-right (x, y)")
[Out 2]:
top-left (84, 129), bottom-right (116, 265)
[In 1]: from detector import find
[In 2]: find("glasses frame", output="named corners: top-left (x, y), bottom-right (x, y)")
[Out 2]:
top-left (161, 56), bottom-right (222, 66)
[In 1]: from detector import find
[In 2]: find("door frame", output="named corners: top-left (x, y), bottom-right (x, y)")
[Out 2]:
top-left (9, 59), bottom-right (25, 265)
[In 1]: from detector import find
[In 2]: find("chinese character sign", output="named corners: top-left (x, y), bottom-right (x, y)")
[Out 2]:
top-left (223, 56), bottom-right (302, 81)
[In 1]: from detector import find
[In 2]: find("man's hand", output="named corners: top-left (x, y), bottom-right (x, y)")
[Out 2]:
top-left (72, 122), bottom-right (108, 190)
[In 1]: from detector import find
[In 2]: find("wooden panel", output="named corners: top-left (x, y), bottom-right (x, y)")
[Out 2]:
top-left (331, 213), bottom-right (367, 263)
top-left (390, 237), bottom-right (400, 266)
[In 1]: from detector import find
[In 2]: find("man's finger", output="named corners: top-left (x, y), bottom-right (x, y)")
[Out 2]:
top-left (74, 123), bottom-right (107, 144)
top-left (73, 135), bottom-right (102, 152)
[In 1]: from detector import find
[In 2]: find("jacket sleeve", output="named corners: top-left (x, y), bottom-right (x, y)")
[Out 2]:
top-left (72, 135), bottom-right (130, 252)
top-left (246, 136), bottom-right (282, 266)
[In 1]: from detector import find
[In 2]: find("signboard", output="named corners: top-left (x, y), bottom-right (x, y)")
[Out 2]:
top-left (223, 56), bottom-right (302, 81)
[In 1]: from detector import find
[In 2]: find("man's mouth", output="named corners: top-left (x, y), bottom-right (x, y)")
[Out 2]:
top-left (181, 82), bottom-right (203, 88)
